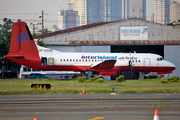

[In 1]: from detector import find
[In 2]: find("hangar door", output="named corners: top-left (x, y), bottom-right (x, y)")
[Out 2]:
top-left (111, 45), bottom-right (164, 57)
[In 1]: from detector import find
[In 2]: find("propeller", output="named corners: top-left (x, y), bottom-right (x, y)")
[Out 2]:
top-left (129, 60), bottom-right (133, 71)
top-left (129, 52), bottom-right (134, 79)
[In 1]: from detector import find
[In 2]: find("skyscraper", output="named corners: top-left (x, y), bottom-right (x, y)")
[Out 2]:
top-left (68, 0), bottom-right (122, 25)
top-left (170, 0), bottom-right (180, 23)
top-left (68, 0), bottom-right (87, 26)
top-left (123, 0), bottom-right (146, 20)
top-left (86, 0), bottom-right (122, 24)
top-left (154, 0), bottom-right (170, 24)
top-left (58, 10), bottom-right (79, 30)
top-left (124, 0), bottom-right (129, 19)
top-left (143, 0), bottom-right (146, 20)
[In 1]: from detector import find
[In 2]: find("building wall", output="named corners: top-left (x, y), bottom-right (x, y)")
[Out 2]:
top-left (43, 19), bottom-right (180, 45)
top-left (77, 46), bottom-right (110, 52)
top-left (47, 45), bottom-right (110, 53)
top-left (164, 45), bottom-right (180, 77)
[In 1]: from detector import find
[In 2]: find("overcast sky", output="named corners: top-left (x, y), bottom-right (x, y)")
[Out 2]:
top-left (0, 0), bottom-right (154, 29)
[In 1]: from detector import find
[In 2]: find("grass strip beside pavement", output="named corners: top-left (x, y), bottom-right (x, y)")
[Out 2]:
top-left (0, 79), bottom-right (180, 95)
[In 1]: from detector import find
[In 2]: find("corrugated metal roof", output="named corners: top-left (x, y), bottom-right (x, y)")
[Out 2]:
top-left (34, 18), bottom-right (148, 39)
top-left (34, 21), bottom-right (115, 39)
top-left (33, 18), bottom-right (179, 40)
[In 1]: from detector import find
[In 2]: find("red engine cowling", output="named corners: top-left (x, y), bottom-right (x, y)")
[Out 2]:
top-left (100, 72), bottom-right (117, 76)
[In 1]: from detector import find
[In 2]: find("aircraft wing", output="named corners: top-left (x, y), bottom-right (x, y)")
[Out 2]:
top-left (90, 60), bottom-right (116, 69)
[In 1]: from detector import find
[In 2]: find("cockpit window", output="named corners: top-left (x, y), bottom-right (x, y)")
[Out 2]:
top-left (157, 57), bottom-right (163, 61)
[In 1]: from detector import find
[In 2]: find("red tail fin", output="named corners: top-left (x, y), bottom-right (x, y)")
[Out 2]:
top-left (6, 22), bottom-right (40, 68)
top-left (8, 21), bottom-right (38, 55)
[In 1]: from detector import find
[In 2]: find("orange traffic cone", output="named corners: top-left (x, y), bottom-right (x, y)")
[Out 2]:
top-left (82, 86), bottom-right (86, 94)
top-left (153, 109), bottom-right (160, 120)
top-left (34, 118), bottom-right (38, 120)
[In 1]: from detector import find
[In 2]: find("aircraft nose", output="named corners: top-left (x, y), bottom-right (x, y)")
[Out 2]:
top-left (171, 63), bottom-right (176, 71)
top-left (167, 61), bottom-right (176, 71)
top-left (164, 60), bottom-right (176, 71)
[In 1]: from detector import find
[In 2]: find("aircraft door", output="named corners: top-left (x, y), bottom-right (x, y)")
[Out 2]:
top-left (41, 57), bottom-right (47, 66)
top-left (143, 58), bottom-right (150, 67)
top-left (48, 57), bottom-right (54, 66)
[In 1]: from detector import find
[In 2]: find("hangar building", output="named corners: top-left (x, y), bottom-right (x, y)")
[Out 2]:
top-left (34, 18), bottom-right (180, 79)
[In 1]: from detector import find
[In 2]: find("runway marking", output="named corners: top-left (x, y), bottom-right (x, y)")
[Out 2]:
top-left (1, 100), bottom-right (180, 104)
top-left (0, 118), bottom-right (33, 120)
top-left (88, 117), bottom-right (104, 120)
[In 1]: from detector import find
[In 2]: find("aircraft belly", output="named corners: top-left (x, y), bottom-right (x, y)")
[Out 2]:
top-left (121, 66), bottom-right (175, 72)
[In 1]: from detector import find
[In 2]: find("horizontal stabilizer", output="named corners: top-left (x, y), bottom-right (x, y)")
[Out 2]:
top-left (6, 55), bottom-right (24, 58)
top-left (91, 60), bottom-right (116, 69)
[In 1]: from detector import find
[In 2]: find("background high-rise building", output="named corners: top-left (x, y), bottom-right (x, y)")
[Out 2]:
top-left (170, 0), bottom-right (180, 23)
top-left (86, 0), bottom-right (122, 24)
top-left (68, 0), bottom-right (122, 25)
top-left (123, 0), bottom-right (146, 20)
top-left (68, 0), bottom-right (87, 26)
top-left (58, 10), bottom-right (79, 30)
top-left (124, 0), bottom-right (129, 19)
top-left (151, 13), bottom-right (154, 22)
top-left (154, 0), bottom-right (170, 24)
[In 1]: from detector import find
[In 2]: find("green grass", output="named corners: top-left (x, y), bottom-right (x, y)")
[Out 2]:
top-left (0, 78), bottom-right (180, 95)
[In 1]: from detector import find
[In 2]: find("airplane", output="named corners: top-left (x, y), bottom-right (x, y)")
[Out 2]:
top-left (5, 21), bottom-right (176, 78)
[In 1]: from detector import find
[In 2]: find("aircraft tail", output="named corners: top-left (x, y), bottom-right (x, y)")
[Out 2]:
top-left (7, 21), bottom-right (38, 56)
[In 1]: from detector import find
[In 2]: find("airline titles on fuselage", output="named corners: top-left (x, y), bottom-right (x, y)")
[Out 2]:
top-left (81, 55), bottom-right (138, 60)
top-left (81, 55), bottom-right (117, 59)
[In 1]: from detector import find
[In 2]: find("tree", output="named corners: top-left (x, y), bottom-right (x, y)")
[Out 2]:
top-left (0, 18), bottom-right (12, 64)
top-left (37, 38), bottom-right (47, 47)
top-left (38, 28), bottom-right (52, 34)
top-left (0, 18), bottom-right (20, 71)
top-left (167, 20), bottom-right (180, 26)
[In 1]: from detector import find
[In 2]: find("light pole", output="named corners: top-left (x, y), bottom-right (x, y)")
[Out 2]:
top-left (39, 10), bottom-right (44, 34)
